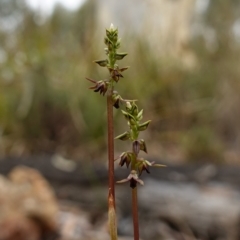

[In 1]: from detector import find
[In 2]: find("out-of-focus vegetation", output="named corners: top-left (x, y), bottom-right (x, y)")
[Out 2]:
top-left (1, 0), bottom-right (240, 163)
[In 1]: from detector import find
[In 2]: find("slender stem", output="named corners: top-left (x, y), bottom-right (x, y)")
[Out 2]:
top-left (132, 187), bottom-right (139, 240)
top-left (107, 86), bottom-right (118, 240)
top-left (131, 151), bottom-right (139, 240)
top-left (107, 87), bottom-right (115, 207)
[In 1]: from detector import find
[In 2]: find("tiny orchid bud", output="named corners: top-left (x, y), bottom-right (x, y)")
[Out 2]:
top-left (113, 98), bottom-right (120, 108)
top-left (112, 92), bottom-right (122, 109)
top-left (138, 164), bottom-right (150, 175)
top-left (86, 78), bottom-right (109, 96)
top-left (108, 66), bottom-right (128, 82)
top-left (131, 103), bottom-right (139, 117)
top-left (106, 24), bottom-right (118, 44)
top-left (139, 139), bottom-right (147, 153)
top-left (132, 140), bottom-right (141, 155)
top-left (115, 39), bottom-right (121, 49)
top-left (137, 158), bottom-right (166, 175)
top-left (126, 101), bottom-right (132, 111)
top-left (104, 37), bottom-right (113, 49)
top-left (110, 23), bottom-right (115, 30)
top-left (109, 68), bottom-right (123, 82)
top-left (117, 151), bottom-right (132, 168)
top-left (121, 110), bottom-right (136, 123)
top-left (104, 48), bottom-right (109, 55)
top-left (136, 158), bottom-right (150, 175)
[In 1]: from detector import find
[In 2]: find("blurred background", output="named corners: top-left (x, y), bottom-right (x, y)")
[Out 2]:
top-left (1, 0), bottom-right (240, 163)
top-left (1, 0), bottom-right (240, 240)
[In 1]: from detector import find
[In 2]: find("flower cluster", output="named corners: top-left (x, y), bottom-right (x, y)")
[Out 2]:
top-left (86, 23), bottom-right (128, 106)
top-left (116, 101), bottom-right (165, 188)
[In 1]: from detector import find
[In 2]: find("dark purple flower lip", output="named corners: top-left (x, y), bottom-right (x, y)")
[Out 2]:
top-left (116, 170), bottom-right (144, 189)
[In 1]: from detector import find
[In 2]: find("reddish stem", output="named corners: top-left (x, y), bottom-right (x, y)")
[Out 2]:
top-left (132, 187), bottom-right (139, 240)
top-left (107, 89), bottom-right (115, 208)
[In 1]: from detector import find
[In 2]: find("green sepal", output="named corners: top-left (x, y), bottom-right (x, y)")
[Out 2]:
top-left (136, 109), bottom-right (143, 121)
top-left (138, 120), bottom-right (151, 131)
top-left (94, 59), bottom-right (108, 67)
top-left (106, 29), bottom-right (111, 36)
top-left (121, 110), bottom-right (136, 124)
top-left (115, 39), bottom-right (121, 49)
top-left (104, 37), bottom-right (113, 47)
top-left (152, 163), bottom-right (166, 168)
top-left (125, 102), bottom-right (132, 111)
top-left (125, 102), bottom-right (138, 117)
top-left (104, 48), bottom-right (109, 55)
top-left (115, 131), bottom-right (130, 141)
top-left (132, 103), bottom-right (139, 116)
top-left (115, 52), bottom-right (128, 60)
